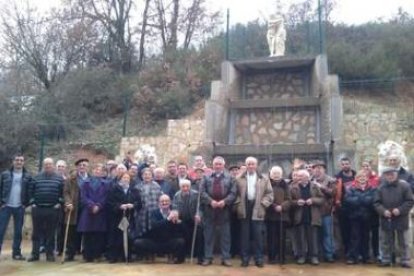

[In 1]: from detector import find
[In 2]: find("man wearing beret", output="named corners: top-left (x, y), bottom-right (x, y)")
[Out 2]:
top-left (374, 167), bottom-right (414, 268)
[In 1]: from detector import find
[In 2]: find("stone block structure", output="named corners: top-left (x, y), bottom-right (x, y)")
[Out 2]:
top-left (205, 55), bottom-right (343, 174)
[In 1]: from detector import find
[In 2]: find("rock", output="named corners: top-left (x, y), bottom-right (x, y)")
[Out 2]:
top-left (293, 124), bottom-right (301, 131)
top-left (280, 131), bottom-right (289, 138)
top-left (250, 124), bottom-right (256, 133)
top-left (273, 122), bottom-right (283, 130)
top-left (284, 121), bottom-right (292, 130)
top-left (258, 127), bottom-right (267, 135)
top-left (288, 133), bottom-right (298, 141)
top-left (241, 115), bottom-right (250, 127)
top-left (252, 134), bottom-right (261, 144)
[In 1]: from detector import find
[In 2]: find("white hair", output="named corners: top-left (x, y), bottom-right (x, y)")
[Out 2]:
top-left (213, 156), bottom-right (225, 165)
top-left (245, 156), bottom-right (258, 165)
top-left (43, 157), bottom-right (54, 165)
top-left (56, 160), bottom-right (67, 167)
top-left (270, 166), bottom-right (283, 175)
top-left (298, 169), bottom-right (310, 179)
top-left (154, 167), bottom-right (165, 174)
top-left (179, 179), bottom-right (192, 187)
top-left (116, 164), bottom-right (127, 170)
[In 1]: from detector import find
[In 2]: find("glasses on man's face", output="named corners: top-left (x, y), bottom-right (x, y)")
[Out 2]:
top-left (14, 159), bottom-right (24, 162)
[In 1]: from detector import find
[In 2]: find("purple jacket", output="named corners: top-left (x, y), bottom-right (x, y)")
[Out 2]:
top-left (77, 177), bottom-right (109, 232)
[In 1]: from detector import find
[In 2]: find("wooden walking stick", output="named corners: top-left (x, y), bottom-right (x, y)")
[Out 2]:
top-left (279, 215), bottom-right (283, 266)
top-left (61, 209), bottom-right (72, 264)
top-left (190, 181), bottom-right (203, 264)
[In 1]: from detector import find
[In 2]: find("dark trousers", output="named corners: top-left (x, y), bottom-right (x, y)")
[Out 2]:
top-left (296, 224), bottom-right (319, 258)
top-left (182, 220), bottom-right (204, 261)
top-left (64, 225), bottom-right (78, 257)
top-left (266, 220), bottom-right (287, 262)
top-left (0, 206), bottom-right (25, 256)
top-left (107, 227), bottom-right (127, 261)
top-left (56, 210), bottom-right (65, 254)
top-left (370, 214), bottom-right (379, 258)
top-left (240, 201), bottom-right (265, 263)
top-left (230, 212), bottom-right (240, 257)
top-left (338, 209), bottom-right (351, 255)
top-left (348, 218), bottom-right (370, 261)
top-left (134, 237), bottom-right (185, 260)
top-left (31, 207), bottom-right (59, 257)
top-left (82, 232), bottom-right (106, 261)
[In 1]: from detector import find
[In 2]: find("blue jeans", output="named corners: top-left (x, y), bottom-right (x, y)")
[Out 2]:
top-left (321, 215), bottom-right (335, 259)
top-left (0, 206), bottom-right (25, 256)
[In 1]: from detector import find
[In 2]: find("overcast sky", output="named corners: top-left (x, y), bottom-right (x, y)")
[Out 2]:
top-left (9, 0), bottom-right (414, 26)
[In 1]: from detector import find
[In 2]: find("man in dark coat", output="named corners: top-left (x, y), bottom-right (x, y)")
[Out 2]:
top-left (290, 169), bottom-right (325, 265)
top-left (0, 153), bottom-right (32, 260)
top-left (172, 179), bottom-right (203, 264)
top-left (62, 158), bottom-right (89, 261)
top-left (201, 156), bottom-right (237, 267)
top-left (133, 194), bottom-right (185, 263)
top-left (28, 158), bottom-right (64, 262)
top-left (374, 167), bottom-right (414, 268)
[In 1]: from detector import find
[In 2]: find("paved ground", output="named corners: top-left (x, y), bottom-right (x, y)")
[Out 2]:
top-left (0, 240), bottom-right (412, 276)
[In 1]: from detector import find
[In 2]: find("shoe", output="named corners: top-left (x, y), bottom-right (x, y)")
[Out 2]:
top-left (46, 255), bottom-right (55, 262)
top-left (268, 259), bottom-right (277, 265)
top-left (240, 260), bottom-right (249, 267)
top-left (401, 263), bottom-right (412, 269)
top-left (201, 259), bottom-right (212, 266)
top-left (12, 254), bottom-right (26, 261)
top-left (27, 256), bottom-right (39, 262)
top-left (297, 257), bottom-right (306, 265)
top-left (378, 262), bottom-right (391, 267)
top-left (197, 259), bottom-right (203, 265)
top-left (346, 259), bottom-right (356, 265)
top-left (173, 258), bottom-right (185, 264)
top-left (221, 260), bottom-right (232, 267)
top-left (311, 257), bottom-right (319, 265)
top-left (64, 255), bottom-right (74, 262)
top-left (325, 257), bottom-right (334, 263)
top-left (255, 261), bottom-right (264, 268)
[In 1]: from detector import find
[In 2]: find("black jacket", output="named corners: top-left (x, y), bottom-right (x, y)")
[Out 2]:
top-left (29, 172), bottom-right (64, 207)
top-left (107, 183), bottom-right (142, 226)
top-left (374, 179), bottom-right (414, 231)
top-left (343, 185), bottom-right (376, 220)
top-left (146, 209), bottom-right (184, 242)
top-left (0, 167), bottom-right (32, 207)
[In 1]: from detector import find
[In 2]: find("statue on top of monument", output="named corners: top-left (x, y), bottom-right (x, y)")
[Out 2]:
top-left (264, 0), bottom-right (286, 57)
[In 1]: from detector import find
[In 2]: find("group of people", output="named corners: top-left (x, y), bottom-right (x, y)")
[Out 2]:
top-left (0, 152), bottom-right (413, 269)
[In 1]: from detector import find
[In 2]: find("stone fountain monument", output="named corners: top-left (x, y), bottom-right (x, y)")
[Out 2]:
top-left (204, 52), bottom-right (343, 174)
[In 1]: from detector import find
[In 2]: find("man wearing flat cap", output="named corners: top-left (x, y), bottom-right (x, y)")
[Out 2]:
top-left (374, 167), bottom-right (414, 268)
top-left (62, 158), bottom-right (90, 261)
top-left (312, 160), bottom-right (337, 262)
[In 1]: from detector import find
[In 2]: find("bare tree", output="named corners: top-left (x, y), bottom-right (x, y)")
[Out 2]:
top-left (0, 4), bottom-right (95, 90)
top-left (76, 0), bottom-right (135, 73)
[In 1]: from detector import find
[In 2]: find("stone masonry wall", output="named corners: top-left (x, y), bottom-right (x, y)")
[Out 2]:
top-left (234, 108), bottom-right (317, 145)
top-left (118, 119), bottom-right (205, 167)
top-left (341, 81), bottom-right (414, 171)
top-left (245, 70), bottom-right (308, 99)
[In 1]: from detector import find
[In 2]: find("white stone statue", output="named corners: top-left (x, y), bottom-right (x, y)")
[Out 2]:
top-left (377, 140), bottom-right (408, 175)
top-left (267, 13), bottom-right (286, 57)
top-left (134, 144), bottom-right (158, 165)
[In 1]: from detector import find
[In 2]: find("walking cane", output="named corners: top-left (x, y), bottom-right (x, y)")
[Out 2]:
top-left (279, 213), bottom-right (283, 266)
top-left (190, 181), bottom-right (202, 264)
top-left (61, 209), bottom-right (72, 264)
top-left (388, 217), bottom-right (395, 267)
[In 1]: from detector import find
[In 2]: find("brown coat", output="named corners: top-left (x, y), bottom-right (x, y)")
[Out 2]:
top-left (313, 175), bottom-right (337, 216)
top-left (265, 179), bottom-right (291, 222)
top-left (63, 174), bottom-right (80, 225)
top-left (235, 172), bottom-right (274, 221)
top-left (290, 182), bottom-right (325, 226)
